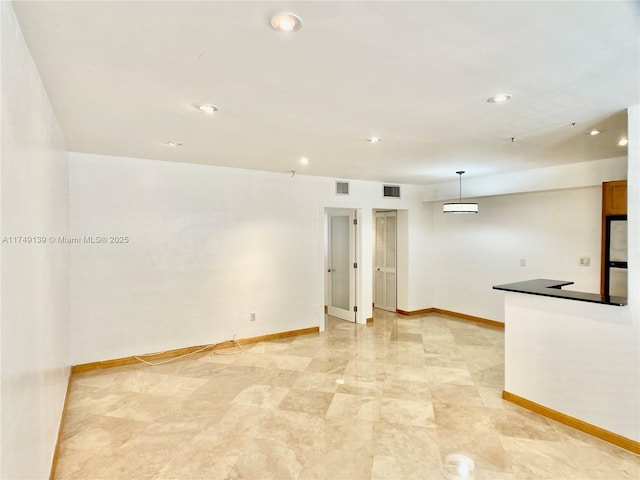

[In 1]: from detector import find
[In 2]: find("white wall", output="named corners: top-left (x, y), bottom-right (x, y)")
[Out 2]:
top-left (423, 156), bottom-right (627, 201)
top-left (69, 153), bottom-right (431, 364)
top-left (69, 149), bottom-right (626, 365)
top-left (405, 206), bottom-right (435, 311)
top-left (624, 104), bottom-right (639, 440)
top-left (504, 292), bottom-right (638, 441)
top-left (1, 2), bottom-right (70, 478)
top-left (430, 186), bottom-right (604, 322)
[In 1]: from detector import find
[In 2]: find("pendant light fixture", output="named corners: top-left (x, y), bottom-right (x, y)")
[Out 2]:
top-left (443, 171), bottom-right (478, 214)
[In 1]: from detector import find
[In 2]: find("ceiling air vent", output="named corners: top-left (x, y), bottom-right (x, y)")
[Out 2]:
top-left (336, 181), bottom-right (350, 196)
top-left (383, 184), bottom-right (401, 198)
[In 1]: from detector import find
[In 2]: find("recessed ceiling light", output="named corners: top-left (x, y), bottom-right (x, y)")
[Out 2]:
top-left (300, 157), bottom-right (309, 165)
top-left (270, 12), bottom-right (302, 33)
top-left (197, 104), bottom-right (219, 114)
top-left (588, 129), bottom-right (601, 136)
top-left (487, 93), bottom-right (512, 104)
top-left (165, 141), bottom-right (182, 147)
top-left (618, 138), bottom-right (628, 146)
top-left (367, 137), bottom-right (382, 143)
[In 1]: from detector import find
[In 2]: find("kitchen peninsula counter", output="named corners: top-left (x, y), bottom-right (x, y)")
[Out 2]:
top-left (493, 278), bottom-right (627, 306)
top-left (493, 278), bottom-right (638, 452)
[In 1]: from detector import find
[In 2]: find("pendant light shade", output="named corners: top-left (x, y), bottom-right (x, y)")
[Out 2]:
top-left (443, 171), bottom-right (478, 214)
top-left (443, 202), bottom-right (479, 213)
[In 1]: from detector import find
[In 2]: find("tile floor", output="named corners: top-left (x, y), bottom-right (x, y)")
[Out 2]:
top-left (55, 311), bottom-right (639, 479)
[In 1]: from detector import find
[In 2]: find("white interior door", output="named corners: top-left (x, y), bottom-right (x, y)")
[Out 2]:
top-left (327, 209), bottom-right (357, 322)
top-left (374, 210), bottom-right (397, 312)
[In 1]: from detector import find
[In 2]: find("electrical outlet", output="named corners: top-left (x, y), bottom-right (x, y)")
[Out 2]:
top-left (250, 311), bottom-right (256, 322)
top-left (580, 257), bottom-right (590, 266)
top-left (520, 258), bottom-right (526, 267)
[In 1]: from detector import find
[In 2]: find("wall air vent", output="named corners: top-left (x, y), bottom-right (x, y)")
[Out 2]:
top-left (336, 181), bottom-right (350, 196)
top-left (383, 185), bottom-right (401, 198)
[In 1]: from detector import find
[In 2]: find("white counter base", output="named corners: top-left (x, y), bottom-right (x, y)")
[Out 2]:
top-left (503, 292), bottom-right (639, 445)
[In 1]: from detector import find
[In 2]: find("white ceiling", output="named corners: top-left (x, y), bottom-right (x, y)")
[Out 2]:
top-left (12, 1), bottom-right (639, 184)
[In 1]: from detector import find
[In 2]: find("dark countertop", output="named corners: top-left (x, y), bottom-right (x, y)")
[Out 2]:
top-left (493, 279), bottom-right (627, 306)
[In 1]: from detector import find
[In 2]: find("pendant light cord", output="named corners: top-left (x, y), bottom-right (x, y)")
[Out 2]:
top-left (456, 170), bottom-right (465, 203)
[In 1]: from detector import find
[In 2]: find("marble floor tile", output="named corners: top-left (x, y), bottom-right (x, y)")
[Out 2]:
top-left (143, 402), bottom-right (224, 435)
top-left (426, 366), bottom-right (474, 385)
top-left (253, 367), bottom-right (304, 388)
top-left (433, 405), bottom-right (499, 433)
top-left (491, 408), bottom-right (562, 441)
top-left (247, 340), bottom-right (294, 353)
top-left (64, 383), bottom-right (126, 416)
top-left (371, 454), bottom-right (446, 480)
top-left (54, 445), bottom-right (120, 480)
top-left (230, 384), bottom-right (290, 409)
top-left (326, 392), bottom-right (381, 421)
top-left (423, 351), bottom-right (468, 369)
top-left (430, 384), bottom-right (485, 408)
top-left (213, 404), bottom-right (271, 440)
top-left (499, 436), bottom-right (591, 479)
top-left (53, 312), bottom-right (640, 480)
top-left (304, 357), bottom-right (350, 374)
top-left (229, 437), bottom-right (308, 480)
top-left (470, 364), bottom-right (505, 388)
top-left (385, 343), bottom-right (429, 367)
top-left (61, 413), bottom-right (144, 450)
top-left (158, 443), bottom-right (239, 480)
top-left (299, 447), bottom-right (374, 480)
top-left (336, 374), bottom-right (384, 397)
top-left (389, 331), bottom-right (423, 343)
top-left (185, 379), bottom-right (249, 407)
top-left (192, 428), bottom-right (258, 459)
top-left (103, 392), bottom-right (180, 423)
top-left (450, 328), bottom-right (493, 347)
top-left (437, 426), bottom-right (513, 474)
top-left (278, 388), bottom-right (335, 416)
top-left (506, 426), bottom-right (640, 479)
top-left (374, 421), bottom-right (441, 463)
top-left (259, 409), bottom-right (325, 451)
top-left (476, 386), bottom-right (519, 410)
top-left (382, 375), bottom-right (433, 401)
top-left (380, 397), bottom-right (436, 427)
top-left (344, 359), bottom-right (387, 381)
top-left (292, 371), bottom-right (342, 393)
top-left (457, 345), bottom-right (504, 374)
top-left (313, 417), bottom-right (375, 454)
top-left (234, 352), bottom-right (313, 371)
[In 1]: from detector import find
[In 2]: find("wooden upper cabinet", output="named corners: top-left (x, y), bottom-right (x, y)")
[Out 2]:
top-left (602, 180), bottom-right (627, 216)
top-left (601, 179), bottom-right (627, 297)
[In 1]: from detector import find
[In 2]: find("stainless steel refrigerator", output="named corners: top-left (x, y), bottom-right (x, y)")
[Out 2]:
top-left (604, 215), bottom-right (627, 298)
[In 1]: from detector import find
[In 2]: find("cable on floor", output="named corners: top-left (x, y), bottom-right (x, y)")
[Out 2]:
top-left (134, 338), bottom-right (243, 366)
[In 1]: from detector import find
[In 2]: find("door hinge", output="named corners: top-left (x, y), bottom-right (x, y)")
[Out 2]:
top-left (353, 262), bottom-right (358, 269)
top-left (354, 306), bottom-right (358, 312)
top-left (353, 219), bottom-right (358, 225)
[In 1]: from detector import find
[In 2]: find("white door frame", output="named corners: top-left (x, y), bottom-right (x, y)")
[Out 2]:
top-left (374, 210), bottom-right (397, 312)
top-left (321, 206), bottom-right (363, 330)
top-left (326, 208), bottom-right (357, 322)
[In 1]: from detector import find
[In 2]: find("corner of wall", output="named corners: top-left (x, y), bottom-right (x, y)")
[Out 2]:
top-left (1, 2), bottom-right (70, 477)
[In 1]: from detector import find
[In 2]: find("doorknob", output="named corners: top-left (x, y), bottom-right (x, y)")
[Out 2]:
top-left (327, 269), bottom-right (332, 273)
